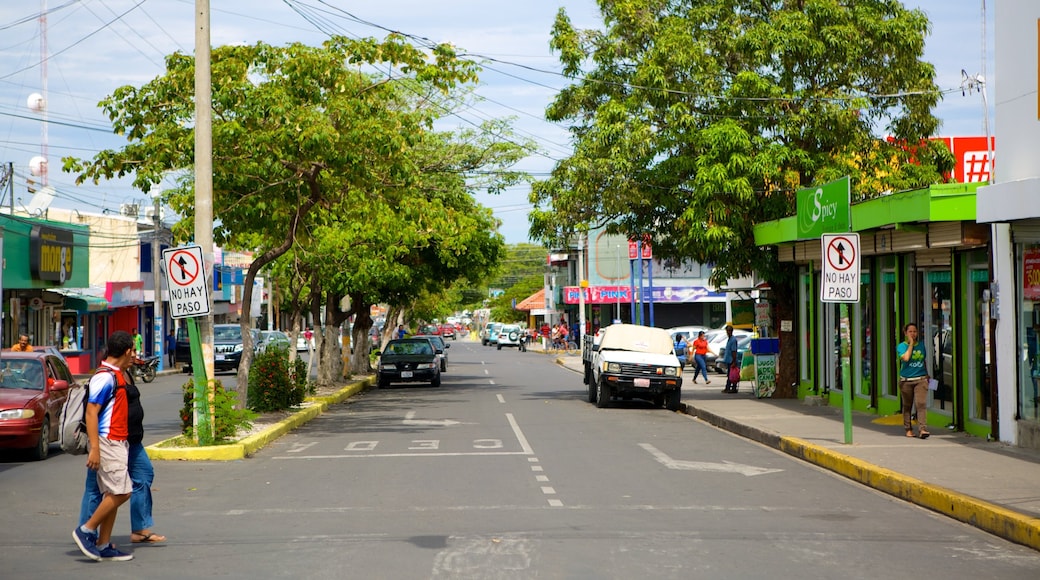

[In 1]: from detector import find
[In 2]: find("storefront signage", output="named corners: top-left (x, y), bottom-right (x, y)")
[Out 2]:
top-left (106, 281), bottom-right (145, 308)
top-left (29, 224), bottom-right (73, 284)
top-left (563, 285), bottom-right (632, 305)
top-left (1024, 247), bottom-right (1040, 301)
top-left (562, 285), bottom-right (726, 305)
top-left (797, 177), bottom-right (850, 238)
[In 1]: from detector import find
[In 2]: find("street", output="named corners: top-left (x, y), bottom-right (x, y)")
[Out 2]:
top-left (2, 341), bottom-right (1039, 578)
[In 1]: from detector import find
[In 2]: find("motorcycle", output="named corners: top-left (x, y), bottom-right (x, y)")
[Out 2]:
top-left (131, 355), bottom-right (160, 383)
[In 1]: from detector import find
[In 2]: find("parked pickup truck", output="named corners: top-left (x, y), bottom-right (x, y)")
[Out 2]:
top-left (582, 324), bottom-right (684, 411)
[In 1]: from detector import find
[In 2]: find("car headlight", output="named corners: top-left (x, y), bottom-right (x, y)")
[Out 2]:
top-left (234, 344), bottom-right (244, 353)
top-left (380, 363), bottom-right (396, 370)
top-left (0, 409), bottom-right (35, 420)
top-left (605, 362), bottom-right (621, 373)
top-left (416, 363), bottom-right (436, 369)
top-left (664, 367), bottom-right (678, 376)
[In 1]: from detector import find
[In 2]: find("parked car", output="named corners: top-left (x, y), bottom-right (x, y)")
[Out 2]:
top-left (0, 351), bottom-right (76, 460)
top-left (414, 334), bottom-right (449, 372)
top-left (713, 335), bottom-right (754, 374)
top-left (440, 324), bottom-right (457, 340)
top-left (376, 338), bottom-right (441, 388)
top-left (213, 324), bottom-right (261, 372)
top-left (582, 324), bottom-right (683, 410)
top-left (480, 322), bottom-right (503, 346)
top-left (260, 330), bottom-right (291, 352)
top-left (704, 329), bottom-right (752, 373)
top-left (418, 324), bottom-right (441, 336)
top-left (496, 324), bottom-right (524, 350)
top-left (666, 326), bottom-right (711, 342)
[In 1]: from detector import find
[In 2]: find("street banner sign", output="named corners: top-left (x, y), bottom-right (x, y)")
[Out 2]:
top-left (820, 233), bottom-right (860, 303)
top-left (162, 245), bottom-right (211, 319)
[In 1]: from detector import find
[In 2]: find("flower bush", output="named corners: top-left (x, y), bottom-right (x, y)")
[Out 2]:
top-left (180, 379), bottom-right (256, 443)
top-left (246, 345), bottom-right (312, 412)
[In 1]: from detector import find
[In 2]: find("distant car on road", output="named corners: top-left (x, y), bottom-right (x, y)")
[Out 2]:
top-left (0, 351), bottom-right (77, 460)
top-left (496, 324), bottom-right (524, 350)
top-left (414, 335), bottom-right (449, 372)
top-left (376, 338), bottom-right (441, 388)
top-left (439, 324), bottom-right (457, 340)
top-left (260, 330), bottom-right (291, 352)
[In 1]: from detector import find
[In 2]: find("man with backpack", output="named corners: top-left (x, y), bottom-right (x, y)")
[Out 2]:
top-left (72, 331), bottom-right (136, 562)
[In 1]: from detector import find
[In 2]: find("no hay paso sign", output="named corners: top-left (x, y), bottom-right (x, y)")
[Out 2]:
top-left (162, 245), bottom-right (211, 319)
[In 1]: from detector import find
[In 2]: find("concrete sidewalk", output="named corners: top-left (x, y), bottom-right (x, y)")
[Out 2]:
top-left (552, 352), bottom-right (1040, 552)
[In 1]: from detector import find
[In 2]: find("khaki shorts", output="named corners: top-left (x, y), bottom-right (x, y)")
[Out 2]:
top-left (96, 438), bottom-right (132, 496)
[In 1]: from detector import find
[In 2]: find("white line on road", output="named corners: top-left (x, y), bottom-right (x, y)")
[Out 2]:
top-left (496, 394), bottom-right (505, 403)
top-left (547, 499), bottom-right (563, 507)
top-left (489, 380), bottom-right (495, 385)
top-left (484, 369), bottom-right (489, 375)
top-left (506, 413), bottom-right (534, 455)
top-left (540, 486), bottom-right (556, 495)
top-left (287, 442), bottom-right (317, 454)
top-left (531, 465), bottom-right (544, 472)
top-left (404, 411), bottom-right (461, 427)
top-left (639, 443), bottom-right (784, 477)
top-left (535, 475), bottom-right (549, 482)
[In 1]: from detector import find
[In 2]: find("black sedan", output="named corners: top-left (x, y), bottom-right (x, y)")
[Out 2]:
top-left (376, 338), bottom-right (441, 388)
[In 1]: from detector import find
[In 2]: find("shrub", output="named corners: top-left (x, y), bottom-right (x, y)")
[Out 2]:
top-left (180, 379), bottom-right (256, 443)
top-left (247, 346), bottom-right (310, 412)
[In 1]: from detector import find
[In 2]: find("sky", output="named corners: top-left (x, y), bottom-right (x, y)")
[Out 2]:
top-left (0, 1), bottom-right (996, 245)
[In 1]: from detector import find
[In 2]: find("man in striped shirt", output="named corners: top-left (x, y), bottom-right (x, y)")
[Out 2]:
top-left (72, 331), bottom-right (136, 562)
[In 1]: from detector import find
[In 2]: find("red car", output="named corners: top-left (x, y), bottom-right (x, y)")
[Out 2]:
top-left (440, 324), bottom-right (457, 340)
top-left (0, 351), bottom-right (77, 460)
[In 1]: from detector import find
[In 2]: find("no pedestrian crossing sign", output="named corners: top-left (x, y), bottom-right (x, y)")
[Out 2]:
top-left (820, 233), bottom-right (860, 303)
top-left (162, 245), bottom-right (211, 319)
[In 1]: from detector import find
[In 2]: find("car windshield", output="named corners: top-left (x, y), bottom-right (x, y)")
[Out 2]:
top-left (386, 341), bottom-right (433, 355)
top-left (0, 360), bottom-right (45, 390)
top-left (214, 326), bottom-right (243, 341)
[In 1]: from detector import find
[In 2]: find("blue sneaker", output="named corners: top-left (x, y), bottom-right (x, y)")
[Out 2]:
top-left (98, 543), bottom-right (133, 561)
top-left (72, 526), bottom-right (101, 561)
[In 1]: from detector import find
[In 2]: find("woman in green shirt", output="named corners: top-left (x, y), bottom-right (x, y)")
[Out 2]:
top-left (896, 323), bottom-right (930, 439)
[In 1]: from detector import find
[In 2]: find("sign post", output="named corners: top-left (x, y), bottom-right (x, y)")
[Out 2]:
top-left (162, 245), bottom-right (213, 445)
top-left (821, 231), bottom-right (859, 444)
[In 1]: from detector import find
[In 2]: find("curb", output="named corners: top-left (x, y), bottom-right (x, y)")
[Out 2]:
top-left (685, 403), bottom-right (1040, 552)
top-left (146, 377), bottom-right (373, 461)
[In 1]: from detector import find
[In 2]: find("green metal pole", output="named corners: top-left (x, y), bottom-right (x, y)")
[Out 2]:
top-left (187, 317), bottom-right (212, 445)
top-left (841, 302), bottom-right (853, 444)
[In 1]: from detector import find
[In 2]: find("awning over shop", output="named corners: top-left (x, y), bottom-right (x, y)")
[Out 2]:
top-left (516, 289), bottom-right (546, 311)
top-left (50, 289), bottom-right (109, 312)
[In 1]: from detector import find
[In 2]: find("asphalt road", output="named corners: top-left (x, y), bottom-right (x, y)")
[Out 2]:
top-left (2, 342), bottom-right (1039, 578)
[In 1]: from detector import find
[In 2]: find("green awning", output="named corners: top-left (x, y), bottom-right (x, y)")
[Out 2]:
top-left (62, 294), bottom-right (108, 312)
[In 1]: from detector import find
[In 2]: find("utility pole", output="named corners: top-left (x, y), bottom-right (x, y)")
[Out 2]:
top-left (193, 0), bottom-right (215, 444)
top-left (152, 192), bottom-right (164, 370)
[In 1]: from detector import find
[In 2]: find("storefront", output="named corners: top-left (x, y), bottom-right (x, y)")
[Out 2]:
top-left (756, 182), bottom-right (993, 439)
top-left (1, 215), bottom-right (91, 350)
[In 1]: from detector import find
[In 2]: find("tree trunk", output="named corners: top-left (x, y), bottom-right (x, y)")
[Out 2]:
top-left (349, 303), bottom-right (374, 375)
top-left (317, 291), bottom-right (350, 385)
top-left (771, 269), bottom-right (799, 399)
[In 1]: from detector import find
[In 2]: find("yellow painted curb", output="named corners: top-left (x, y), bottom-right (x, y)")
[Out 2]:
top-left (146, 377), bottom-right (372, 461)
top-left (779, 436), bottom-right (1040, 552)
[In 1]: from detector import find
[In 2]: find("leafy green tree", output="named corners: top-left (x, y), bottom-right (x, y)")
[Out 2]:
top-left (65, 35), bottom-right (480, 401)
top-left (489, 272), bottom-right (544, 322)
top-left (531, 1), bottom-right (952, 397)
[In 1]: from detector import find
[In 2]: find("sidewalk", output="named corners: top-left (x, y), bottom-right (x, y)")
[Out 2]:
top-left (551, 352), bottom-right (1040, 552)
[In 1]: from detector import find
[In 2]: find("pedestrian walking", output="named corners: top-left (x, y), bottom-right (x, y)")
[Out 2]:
top-left (897, 322), bottom-right (931, 439)
top-left (79, 362), bottom-right (166, 546)
top-left (673, 333), bottom-right (688, 368)
top-left (165, 330), bottom-right (177, 369)
top-left (691, 330), bottom-right (713, 384)
top-left (132, 328), bottom-right (144, 355)
top-left (722, 325), bottom-right (740, 393)
top-left (73, 331), bottom-right (136, 562)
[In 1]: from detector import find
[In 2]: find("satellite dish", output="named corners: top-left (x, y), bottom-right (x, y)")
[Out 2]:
top-left (25, 185), bottom-right (56, 215)
top-left (26, 93), bottom-right (45, 113)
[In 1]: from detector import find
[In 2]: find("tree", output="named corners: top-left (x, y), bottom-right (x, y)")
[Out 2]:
top-left (488, 272), bottom-right (544, 322)
top-left (65, 35), bottom-right (481, 404)
top-left (530, 1), bottom-right (952, 398)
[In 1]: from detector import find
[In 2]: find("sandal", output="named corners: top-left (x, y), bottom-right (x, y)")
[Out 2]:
top-left (918, 430), bottom-right (930, 440)
top-left (906, 430), bottom-right (915, 438)
top-left (131, 532), bottom-right (167, 544)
